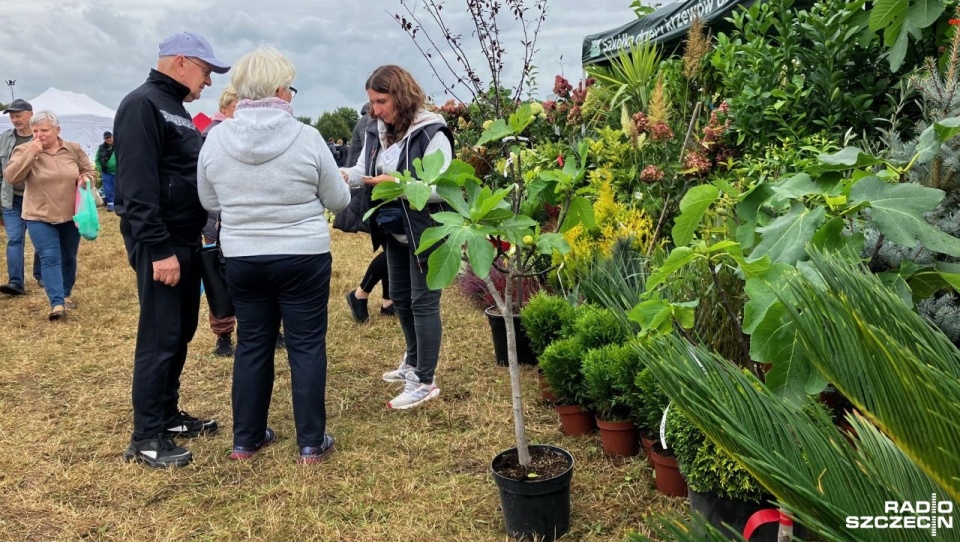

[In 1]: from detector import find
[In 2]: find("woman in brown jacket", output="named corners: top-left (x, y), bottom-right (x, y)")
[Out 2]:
top-left (3, 110), bottom-right (95, 320)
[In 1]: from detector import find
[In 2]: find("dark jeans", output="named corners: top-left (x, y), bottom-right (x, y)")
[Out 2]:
top-left (384, 235), bottom-right (442, 384)
top-left (2, 195), bottom-right (27, 288)
top-left (2, 195), bottom-right (41, 287)
top-left (25, 220), bottom-right (80, 308)
top-left (123, 234), bottom-right (202, 441)
top-left (359, 250), bottom-right (389, 300)
top-left (101, 172), bottom-right (115, 205)
top-left (226, 253), bottom-right (332, 449)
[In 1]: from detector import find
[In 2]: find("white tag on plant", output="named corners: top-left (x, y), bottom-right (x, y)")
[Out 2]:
top-left (660, 402), bottom-right (671, 450)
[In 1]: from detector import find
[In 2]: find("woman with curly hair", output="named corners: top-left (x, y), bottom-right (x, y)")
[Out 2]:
top-left (340, 65), bottom-right (454, 410)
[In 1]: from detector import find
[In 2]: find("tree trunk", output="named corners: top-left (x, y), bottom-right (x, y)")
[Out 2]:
top-left (486, 272), bottom-right (530, 467)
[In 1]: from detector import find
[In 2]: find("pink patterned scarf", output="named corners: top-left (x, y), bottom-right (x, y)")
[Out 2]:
top-left (235, 97), bottom-right (294, 116)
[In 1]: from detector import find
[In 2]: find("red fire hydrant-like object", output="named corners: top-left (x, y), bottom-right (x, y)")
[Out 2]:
top-left (743, 509), bottom-right (794, 541)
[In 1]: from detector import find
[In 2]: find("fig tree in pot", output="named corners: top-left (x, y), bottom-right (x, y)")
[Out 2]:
top-left (366, 103), bottom-right (592, 540)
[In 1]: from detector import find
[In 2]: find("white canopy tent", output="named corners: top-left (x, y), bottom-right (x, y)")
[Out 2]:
top-left (0, 88), bottom-right (115, 157)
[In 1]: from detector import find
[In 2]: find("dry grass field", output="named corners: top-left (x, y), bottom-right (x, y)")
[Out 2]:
top-left (0, 210), bottom-right (683, 541)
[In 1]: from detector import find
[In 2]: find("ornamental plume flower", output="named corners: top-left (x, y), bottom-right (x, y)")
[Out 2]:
top-left (640, 165), bottom-right (665, 184)
top-left (571, 86), bottom-right (588, 106)
top-left (553, 75), bottom-right (573, 98)
top-left (650, 121), bottom-right (674, 142)
top-left (632, 111), bottom-right (650, 134)
top-left (683, 150), bottom-right (712, 177)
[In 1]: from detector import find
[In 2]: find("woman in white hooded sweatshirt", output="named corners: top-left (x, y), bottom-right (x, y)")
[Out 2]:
top-left (340, 65), bottom-right (454, 411)
top-left (197, 47), bottom-right (350, 464)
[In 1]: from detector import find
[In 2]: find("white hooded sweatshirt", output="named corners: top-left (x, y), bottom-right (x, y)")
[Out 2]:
top-left (198, 107), bottom-right (350, 258)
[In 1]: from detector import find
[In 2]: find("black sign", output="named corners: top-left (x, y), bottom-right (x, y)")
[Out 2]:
top-left (582, 0), bottom-right (759, 65)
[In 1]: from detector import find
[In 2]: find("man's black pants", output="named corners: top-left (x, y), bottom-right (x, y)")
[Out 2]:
top-left (123, 236), bottom-right (201, 441)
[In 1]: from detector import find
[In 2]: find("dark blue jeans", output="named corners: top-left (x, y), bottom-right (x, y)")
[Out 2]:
top-left (2, 195), bottom-right (27, 288)
top-left (122, 232), bottom-right (202, 441)
top-left (226, 253), bottom-right (332, 449)
top-left (101, 172), bottom-right (115, 205)
top-left (384, 235), bottom-right (442, 385)
top-left (25, 220), bottom-right (80, 308)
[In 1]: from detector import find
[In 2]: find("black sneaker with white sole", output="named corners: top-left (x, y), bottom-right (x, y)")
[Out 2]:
top-left (124, 434), bottom-right (192, 468)
top-left (163, 410), bottom-right (219, 438)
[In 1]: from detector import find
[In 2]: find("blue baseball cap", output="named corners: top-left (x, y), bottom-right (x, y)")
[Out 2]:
top-left (158, 32), bottom-right (230, 74)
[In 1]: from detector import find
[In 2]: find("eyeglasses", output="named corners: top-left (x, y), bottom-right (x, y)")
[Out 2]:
top-left (184, 57), bottom-right (212, 79)
top-left (289, 86), bottom-right (298, 98)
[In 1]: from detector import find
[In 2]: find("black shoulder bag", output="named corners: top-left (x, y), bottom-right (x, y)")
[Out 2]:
top-left (198, 224), bottom-right (235, 318)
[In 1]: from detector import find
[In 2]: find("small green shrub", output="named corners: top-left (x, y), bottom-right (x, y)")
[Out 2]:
top-left (666, 409), bottom-right (765, 502)
top-left (573, 305), bottom-right (630, 350)
top-left (582, 344), bottom-right (634, 421)
top-left (519, 291), bottom-right (576, 357)
top-left (633, 367), bottom-right (669, 433)
top-left (539, 337), bottom-right (587, 405)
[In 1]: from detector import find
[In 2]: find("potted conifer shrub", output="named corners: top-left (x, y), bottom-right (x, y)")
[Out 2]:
top-left (520, 291), bottom-right (577, 403)
top-left (539, 335), bottom-right (592, 435)
top-left (582, 343), bottom-right (642, 457)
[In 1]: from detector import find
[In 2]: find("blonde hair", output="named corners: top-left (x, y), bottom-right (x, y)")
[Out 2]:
top-left (30, 110), bottom-right (60, 127)
top-left (218, 86), bottom-right (239, 111)
top-left (230, 46), bottom-right (296, 101)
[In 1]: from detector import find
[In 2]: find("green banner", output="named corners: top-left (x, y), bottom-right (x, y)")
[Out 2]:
top-left (582, 0), bottom-right (758, 65)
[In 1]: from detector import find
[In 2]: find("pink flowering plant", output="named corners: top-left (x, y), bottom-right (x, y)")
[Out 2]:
top-left (541, 75), bottom-right (597, 140)
top-left (621, 100), bottom-right (735, 249)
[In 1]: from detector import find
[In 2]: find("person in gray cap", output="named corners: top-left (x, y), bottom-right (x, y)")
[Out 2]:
top-left (113, 31), bottom-right (229, 468)
top-left (0, 98), bottom-right (40, 296)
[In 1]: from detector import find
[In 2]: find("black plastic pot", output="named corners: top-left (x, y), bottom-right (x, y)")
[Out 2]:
top-left (491, 445), bottom-right (575, 541)
top-left (689, 489), bottom-right (807, 541)
top-left (485, 306), bottom-right (537, 366)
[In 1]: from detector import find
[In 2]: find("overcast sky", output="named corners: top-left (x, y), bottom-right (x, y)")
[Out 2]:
top-left (1, 0), bottom-right (636, 121)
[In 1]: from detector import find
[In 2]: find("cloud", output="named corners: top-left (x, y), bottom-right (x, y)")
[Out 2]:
top-left (1, 0), bottom-right (634, 121)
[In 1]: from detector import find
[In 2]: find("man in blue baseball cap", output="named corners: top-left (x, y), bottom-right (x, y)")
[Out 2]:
top-left (113, 32), bottom-right (230, 468)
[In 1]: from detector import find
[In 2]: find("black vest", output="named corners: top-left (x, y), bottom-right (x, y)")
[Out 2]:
top-left (363, 122), bottom-right (455, 265)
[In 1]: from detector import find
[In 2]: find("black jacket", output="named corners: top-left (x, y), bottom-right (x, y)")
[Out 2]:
top-left (96, 143), bottom-right (114, 172)
top-left (346, 114), bottom-right (375, 168)
top-left (114, 69), bottom-right (207, 261)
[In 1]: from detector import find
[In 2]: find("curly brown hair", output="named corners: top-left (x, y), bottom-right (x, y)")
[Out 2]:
top-left (365, 65), bottom-right (425, 145)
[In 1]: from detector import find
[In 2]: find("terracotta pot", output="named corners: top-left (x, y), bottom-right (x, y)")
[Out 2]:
top-left (649, 445), bottom-right (688, 497)
top-left (554, 403), bottom-right (595, 436)
top-left (596, 418), bottom-right (639, 457)
top-left (640, 433), bottom-right (656, 469)
top-left (537, 370), bottom-right (557, 404)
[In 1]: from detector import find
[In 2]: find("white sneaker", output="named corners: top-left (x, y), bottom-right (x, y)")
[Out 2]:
top-left (388, 371), bottom-right (440, 410)
top-left (382, 356), bottom-right (415, 383)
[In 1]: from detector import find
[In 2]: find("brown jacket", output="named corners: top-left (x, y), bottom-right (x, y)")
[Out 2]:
top-left (4, 138), bottom-right (95, 224)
